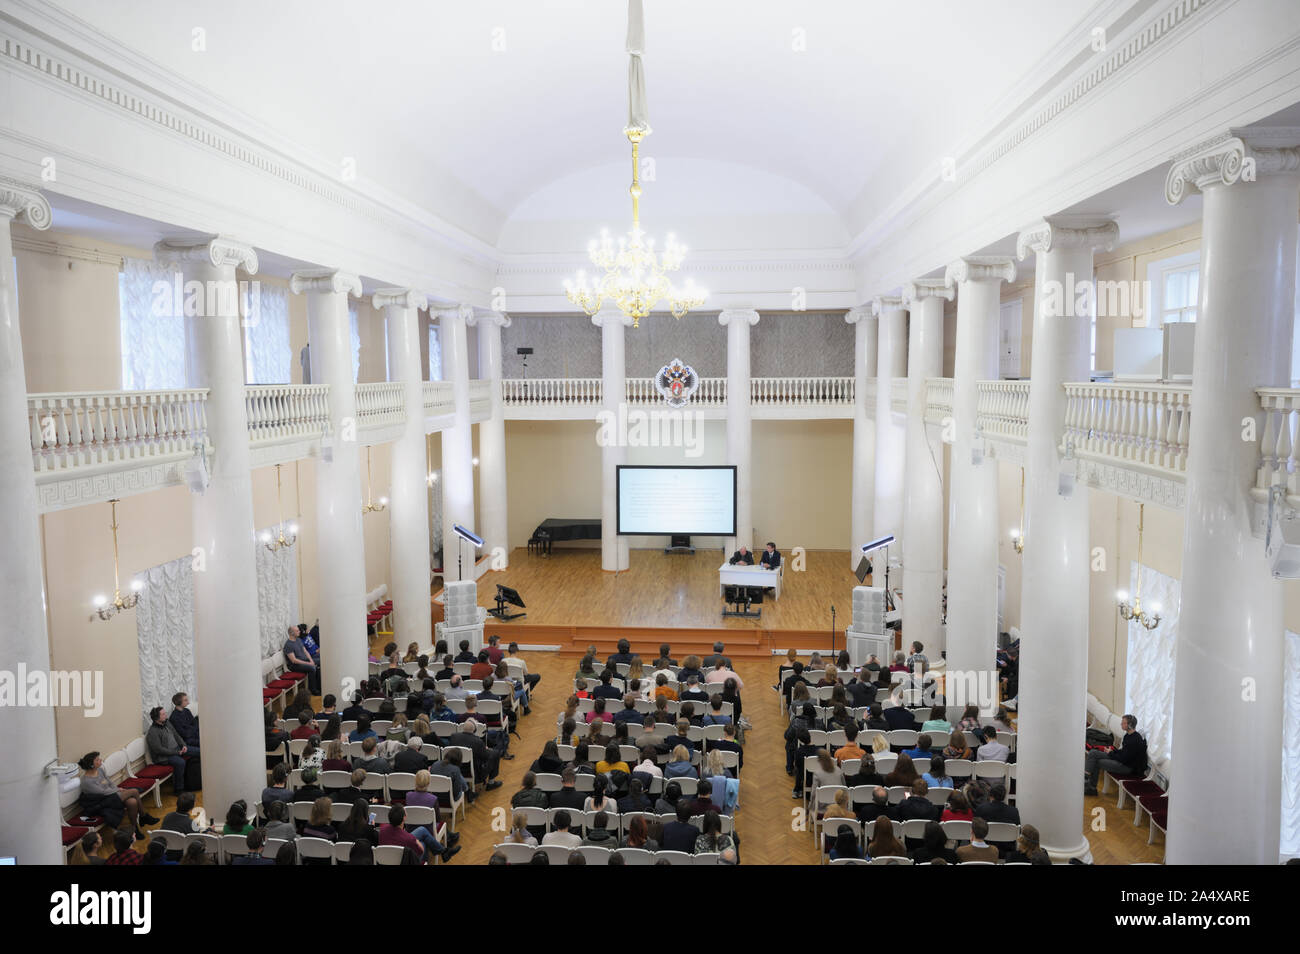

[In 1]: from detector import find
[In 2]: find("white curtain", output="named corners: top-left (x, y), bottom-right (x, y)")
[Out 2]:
top-left (429, 323), bottom-right (443, 381)
top-left (255, 526), bottom-right (301, 658)
top-left (1123, 562), bottom-right (1180, 770)
top-left (135, 556), bottom-right (196, 728)
top-left (243, 281), bottom-right (291, 384)
top-left (120, 256), bottom-right (187, 390)
top-left (1283, 630), bottom-right (1300, 857)
top-left (348, 300), bottom-right (361, 383)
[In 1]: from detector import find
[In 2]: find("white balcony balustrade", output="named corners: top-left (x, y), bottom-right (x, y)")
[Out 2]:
top-left (1256, 388), bottom-right (1300, 502)
top-left (924, 377), bottom-right (954, 425)
top-left (29, 389), bottom-right (209, 473)
top-left (355, 382), bottom-right (406, 433)
top-left (975, 381), bottom-right (1031, 445)
top-left (1062, 382), bottom-right (1191, 475)
top-left (750, 376), bottom-right (852, 405)
top-left (244, 384), bottom-right (330, 447)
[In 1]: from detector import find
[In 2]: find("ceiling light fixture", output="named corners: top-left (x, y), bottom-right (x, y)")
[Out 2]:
top-left (262, 463), bottom-right (298, 552)
top-left (1010, 466), bottom-right (1025, 554)
top-left (1118, 502), bottom-right (1161, 631)
top-left (362, 445), bottom-right (388, 515)
top-left (563, 0), bottom-right (705, 328)
top-left (92, 499), bottom-right (142, 620)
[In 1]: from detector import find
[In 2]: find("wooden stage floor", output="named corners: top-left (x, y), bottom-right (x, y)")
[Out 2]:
top-left (458, 547), bottom-right (874, 655)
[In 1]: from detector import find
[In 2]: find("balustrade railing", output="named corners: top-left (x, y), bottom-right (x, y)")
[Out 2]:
top-left (1257, 388), bottom-right (1300, 498)
top-left (355, 382), bottom-right (406, 429)
top-left (244, 384), bottom-right (330, 446)
top-left (29, 389), bottom-right (209, 472)
top-left (423, 380), bottom-right (454, 413)
top-left (1062, 382), bottom-right (1191, 473)
top-left (501, 378), bottom-right (603, 405)
top-left (751, 376), bottom-right (852, 404)
top-left (925, 377), bottom-right (954, 422)
top-left (975, 381), bottom-right (1031, 443)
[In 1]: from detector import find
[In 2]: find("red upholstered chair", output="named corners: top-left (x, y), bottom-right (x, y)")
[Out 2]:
top-left (1117, 775), bottom-right (1163, 813)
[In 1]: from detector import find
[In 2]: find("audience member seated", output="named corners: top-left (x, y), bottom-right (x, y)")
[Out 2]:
top-left (429, 750), bottom-right (471, 805)
top-left (664, 745), bottom-right (698, 780)
top-left (867, 815), bottom-right (906, 859)
top-left (292, 766), bottom-right (326, 803)
top-left (380, 803), bottom-right (458, 863)
top-left (542, 810), bottom-right (583, 849)
top-left (679, 675), bottom-right (709, 703)
top-left (923, 755), bottom-right (954, 789)
top-left (584, 811), bottom-right (619, 848)
top-left (261, 764), bottom-right (295, 808)
top-left (300, 797), bottom-right (337, 841)
top-left (160, 791), bottom-right (202, 837)
top-left (956, 817), bottom-right (1000, 863)
top-left (975, 725), bottom-right (1010, 762)
top-left (549, 768), bottom-right (586, 810)
top-left (1083, 713), bottom-right (1147, 796)
top-left (974, 782), bottom-right (1020, 824)
top-left (105, 828), bottom-right (143, 865)
top-left (617, 777), bottom-right (653, 814)
top-left (352, 737), bottom-right (391, 775)
top-left (170, 692), bottom-right (200, 747)
top-left (584, 775), bottom-right (617, 815)
top-left (676, 655), bottom-right (704, 684)
top-left (222, 799), bottom-right (254, 836)
top-left (531, 740), bottom-right (565, 775)
top-left (505, 811), bottom-right (537, 847)
top-left (284, 625), bottom-right (320, 695)
top-left (884, 752), bottom-right (920, 788)
top-left (897, 779), bottom-right (937, 821)
top-left (454, 640), bottom-right (476, 664)
top-left (393, 736), bottom-right (430, 774)
top-left (403, 770), bottom-right (443, 814)
top-left (231, 828), bottom-right (275, 865)
top-left (470, 651), bottom-right (494, 681)
top-left (512, 772), bottom-right (549, 810)
top-left (655, 780), bottom-right (684, 816)
top-left (449, 718), bottom-right (506, 791)
top-left (622, 814), bottom-right (659, 851)
top-left (146, 705), bottom-right (196, 796)
top-left (695, 809), bottom-right (735, 857)
top-left (912, 821), bottom-right (958, 864)
top-left (592, 670), bottom-right (623, 702)
top-left (828, 825), bottom-right (863, 861)
top-left (943, 729), bottom-right (974, 761)
top-left (263, 799), bottom-right (297, 845)
top-left (864, 704), bottom-right (889, 731)
top-left (857, 786), bottom-right (895, 824)
top-left (1006, 824), bottom-right (1041, 863)
top-left (660, 802), bottom-right (699, 853)
top-left (77, 751), bottom-right (154, 839)
top-left (884, 701), bottom-right (918, 732)
top-left (941, 790), bottom-right (973, 822)
top-left (846, 754), bottom-right (884, 789)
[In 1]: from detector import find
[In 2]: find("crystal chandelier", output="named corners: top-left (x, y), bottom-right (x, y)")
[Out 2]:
top-left (563, 0), bottom-right (705, 328)
top-left (362, 446), bottom-right (388, 515)
top-left (92, 499), bottom-right (142, 620)
top-left (1117, 503), bottom-right (1162, 631)
top-left (262, 463), bottom-right (298, 552)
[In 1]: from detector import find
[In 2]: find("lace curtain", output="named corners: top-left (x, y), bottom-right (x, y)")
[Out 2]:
top-left (243, 281), bottom-right (291, 384)
top-left (349, 300), bottom-right (361, 382)
top-left (255, 525), bottom-right (301, 658)
top-left (429, 324), bottom-right (443, 381)
top-left (135, 556), bottom-right (195, 729)
top-left (120, 256), bottom-right (187, 390)
top-left (1283, 631), bottom-right (1300, 857)
top-left (1123, 562), bottom-right (1179, 770)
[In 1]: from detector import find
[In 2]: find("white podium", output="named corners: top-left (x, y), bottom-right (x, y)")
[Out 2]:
top-left (718, 562), bottom-right (782, 600)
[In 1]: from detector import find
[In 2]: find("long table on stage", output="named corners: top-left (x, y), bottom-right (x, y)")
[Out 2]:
top-left (530, 518), bottom-right (601, 554)
top-left (718, 562), bottom-right (783, 600)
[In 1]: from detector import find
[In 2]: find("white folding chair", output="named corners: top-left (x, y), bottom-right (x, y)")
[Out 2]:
top-left (870, 855), bottom-right (913, 865)
top-left (973, 760), bottom-right (1009, 784)
top-left (374, 844), bottom-right (406, 865)
top-left (577, 845), bottom-right (611, 865)
top-left (493, 842), bottom-right (537, 864)
top-left (654, 850), bottom-right (694, 865)
top-left (617, 847), bottom-right (655, 865)
top-left (427, 773), bottom-right (466, 829)
top-left (295, 836), bottom-right (336, 864)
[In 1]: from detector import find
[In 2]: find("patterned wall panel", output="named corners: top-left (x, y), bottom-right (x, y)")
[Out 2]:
top-left (750, 311), bottom-right (854, 377)
top-left (1122, 562), bottom-right (1179, 771)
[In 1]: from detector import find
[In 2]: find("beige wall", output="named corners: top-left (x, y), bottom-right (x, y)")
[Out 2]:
top-left (504, 418), bottom-right (854, 553)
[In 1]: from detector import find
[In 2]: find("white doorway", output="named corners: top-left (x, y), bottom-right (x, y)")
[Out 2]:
top-left (999, 299), bottom-right (1022, 379)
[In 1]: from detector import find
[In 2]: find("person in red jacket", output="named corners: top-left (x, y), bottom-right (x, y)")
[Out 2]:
top-left (378, 803), bottom-right (459, 863)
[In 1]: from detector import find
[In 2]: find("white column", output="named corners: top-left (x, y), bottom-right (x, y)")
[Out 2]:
top-left (157, 235), bottom-right (267, 818)
top-left (872, 296), bottom-right (908, 544)
top-left (468, 311), bottom-right (511, 568)
top-left (436, 304), bottom-right (476, 581)
top-left (846, 306), bottom-right (877, 566)
top-left (375, 288), bottom-right (431, 653)
top-left (943, 257), bottom-right (1015, 700)
top-left (0, 181), bottom-right (60, 864)
top-left (291, 268), bottom-right (368, 697)
top-left (593, 307), bottom-right (632, 571)
top-left (1164, 129), bottom-right (1300, 864)
top-left (1014, 215), bottom-right (1117, 862)
top-left (900, 280), bottom-right (951, 654)
top-left (720, 308), bottom-right (760, 551)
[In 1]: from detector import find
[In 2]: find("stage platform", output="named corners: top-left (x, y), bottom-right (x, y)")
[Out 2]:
top-left (434, 547), bottom-right (898, 658)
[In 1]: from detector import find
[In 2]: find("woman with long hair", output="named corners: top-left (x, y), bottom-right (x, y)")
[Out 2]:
top-left (583, 775), bottom-right (615, 815)
top-left (694, 809), bottom-right (736, 855)
top-left (941, 790), bottom-right (973, 822)
top-left (507, 811), bottom-right (537, 846)
top-left (884, 752), bottom-right (919, 788)
top-left (622, 813), bottom-right (658, 850)
top-left (336, 798), bottom-right (379, 846)
top-left (943, 728), bottom-right (973, 761)
top-left (76, 752), bottom-right (151, 838)
top-left (664, 745), bottom-right (698, 780)
top-left (298, 734), bottom-right (324, 771)
top-left (531, 739), bottom-right (565, 775)
top-left (301, 796), bottom-right (336, 841)
top-left (322, 739), bottom-right (350, 772)
top-left (957, 704), bottom-right (981, 733)
top-left (867, 814), bottom-right (906, 859)
top-left (923, 754), bottom-right (953, 789)
top-left (829, 824), bottom-right (863, 861)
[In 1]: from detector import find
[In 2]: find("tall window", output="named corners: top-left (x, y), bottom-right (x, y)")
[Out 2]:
top-left (1146, 251), bottom-right (1199, 326)
top-left (242, 282), bottom-right (291, 384)
top-left (119, 256), bottom-right (187, 390)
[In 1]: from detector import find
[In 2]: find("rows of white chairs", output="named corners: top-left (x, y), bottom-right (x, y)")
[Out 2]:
top-left (814, 814), bottom-right (1022, 861)
top-left (573, 695), bottom-right (735, 716)
top-left (492, 843), bottom-right (723, 865)
top-left (148, 830), bottom-right (445, 865)
top-left (507, 807), bottom-right (735, 837)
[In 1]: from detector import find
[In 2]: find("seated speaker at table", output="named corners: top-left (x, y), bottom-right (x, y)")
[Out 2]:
top-left (728, 545), bottom-right (754, 565)
top-left (760, 542), bottom-right (781, 570)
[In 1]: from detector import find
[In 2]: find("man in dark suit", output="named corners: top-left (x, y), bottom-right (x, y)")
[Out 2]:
top-left (548, 768), bottom-right (586, 810)
top-left (662, 718), bottom-right (695, 753)
top-left (393, 737), bottom-right (431, 774)
top-left (679, 675), bottom-right (709, 703)
top-left (846, 675), bottom-right (877, 708)
top-left (974, 783), bottom-right (1021, 824)
top-left (605, 638), bottom-right (635, 668)
top-left (612, 694), bottom-right (643, 725)
top-left (710, 723), bottom-right (744, 771)
top-left (883, 703), bottom-right (917, 731)
top-left (448, 719), bottom-right (504, 790)
top-left (701, 642), bottom-right (733, 670)
top-left (592, 670), bottom-right (623, 702)
top-left (760, 542), bottom-right (781, 570)
top-left (661, 802), bottom-right (699, 852)
top-left (857, 786), bottom-right (896, 824)
top-left (896, 780), bottom-right (937, 821)
top-left (728, 546), bottom-right (754, 565)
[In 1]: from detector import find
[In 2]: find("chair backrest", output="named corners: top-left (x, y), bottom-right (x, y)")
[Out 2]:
top-left (901, 819), bottom-right (929, 841)
top-left (617, 847), bottom-right (655, 865)
top-left (220, 833), bottom-right (250, 859)
top-left (808, 729), bottom-right (829, 747)
top-left (577, 845), bottom-right (611, 865)
top-left (946, 758), bottom-right (974, 780)
top-left (426, 774), bottom-right (456, 799)
top-left (925, 787), bottom-right (954, 806)
top-left (330, 802), bottom-right (354, 823)
top-left (492, 842), bottom-right (536, 864)
top-left (815, 785), bottom-right (846, 810)
top-left (535, 773), bottom-right (563, 792)
top-left (292, 802), bottom-right (315, 822)
top-left (264, 838), bottom-right (291, 860)
top-left (453, 662), bottom-right (473, 676)
top-left (288, 738), bottom-right (309, 757)
top-left (362, 698), bottom-right (385, 713)
top-left (974, 760), bottom-right (1009, 782)
top-left (403, 805), bottom-right (439, 829)
top-left (912, 757), bottom-right (931, 775)
top-left (321, 770), bottom-right (351, 791)
top-left (431, 721), bottom-right (458, 738)
top-left (124, 736), bottom-right (149, 771)
top-left (539, 844), bottom-right (574, 865)
top-left (102, 749), bottom-right (128, 782)
top-left (374, 844), bottom-right (406, 865)
top-left (694, 851), bottom-right (721, 865)
top-left (886, 786), bottom-right (908, 805)
top-left (463, 679), bottom-right (484, 693)
top-left (655, 849), bottom-right (694, 865)
top-left (147, 829), bottom-right (187, 851)
top-left (874, 754), bottom-right (897, 775)
top-left (870, 855), bottom-right (913, 865)
top-left (986, 821), bottom-right (1021, 844)
top-left (514, 806), bottom-right (548, 830)
top-left (446, 699), bottom-right (468, 714)
top-left (997, 731), bottom-right (1016, 751)
top-left (387, 772), bottom-right (417, 797)
top-left (830, 857), bottom-right (870, 865)
top-left (887, 729), bottom-right (917, 747)
top-left (332, 840), bottom-right (361, 863)
top-left (941, 819), bottom-right (972, 842)
top-left (360, 773), bottom-right (387, 796)
top-left (371, 720), bottom-right (392, 737)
